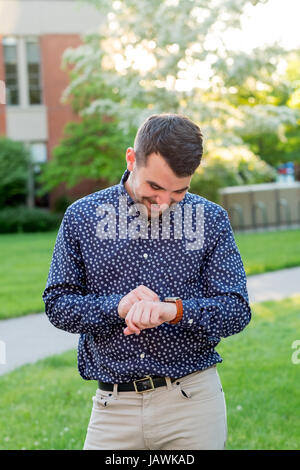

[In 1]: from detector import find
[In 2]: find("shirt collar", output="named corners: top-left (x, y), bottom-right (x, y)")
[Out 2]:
top-left (118, 168), bottom-right (135, 205)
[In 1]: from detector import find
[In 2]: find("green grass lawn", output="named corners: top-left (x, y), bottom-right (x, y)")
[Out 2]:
top-left (235, 228), bottom-right (300, 276)
top-left (0, 228), bottom-right (300, 320)
top-left (0, 231), bottom-right (57, 320)
top-left (0, 295), bottom-right (299, 450)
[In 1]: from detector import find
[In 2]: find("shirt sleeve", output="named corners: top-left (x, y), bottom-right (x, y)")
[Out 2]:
top-left (180, 207), bottom-right (251, 344)
top-left (42, 206), bottom-right (124, 335)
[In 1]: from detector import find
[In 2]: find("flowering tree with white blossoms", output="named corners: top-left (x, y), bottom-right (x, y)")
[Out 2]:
top-left (38, 0), bottom-right (299, 199)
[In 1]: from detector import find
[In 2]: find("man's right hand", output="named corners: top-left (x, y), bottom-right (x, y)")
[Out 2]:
top-left (118, 285), bottom-right (160, 333)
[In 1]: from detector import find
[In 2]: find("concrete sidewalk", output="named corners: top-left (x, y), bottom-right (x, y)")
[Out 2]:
top-left (246, 266), bottom-right (300, 302)
top-left (0, 313), bottom-right (79, 376)
top-left (0, 266), bottom-right (299, 376)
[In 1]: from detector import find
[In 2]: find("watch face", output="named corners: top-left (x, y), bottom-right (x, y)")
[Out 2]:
top-left (165, 297), bottom-right (180, 302)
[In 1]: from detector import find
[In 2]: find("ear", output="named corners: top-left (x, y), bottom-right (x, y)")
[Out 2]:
top-left (126, 147), bottom-right (136, 171)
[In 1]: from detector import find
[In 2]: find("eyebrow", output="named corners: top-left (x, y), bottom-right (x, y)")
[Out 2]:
top-left (146, 180), bottom-right (190, 192)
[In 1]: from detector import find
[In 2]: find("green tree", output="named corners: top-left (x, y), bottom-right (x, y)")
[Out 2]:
top-left (222, 49), bottom-right (300, 166)
top-left (38, 116), bottom-right (133, 193)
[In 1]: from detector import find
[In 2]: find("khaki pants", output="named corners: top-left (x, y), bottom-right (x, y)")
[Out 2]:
top-left (83, 365), bottom-right (227, 450)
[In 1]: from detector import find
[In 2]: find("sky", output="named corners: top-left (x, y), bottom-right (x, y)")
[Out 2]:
top-left (224, 0), bottom-right (300, 52)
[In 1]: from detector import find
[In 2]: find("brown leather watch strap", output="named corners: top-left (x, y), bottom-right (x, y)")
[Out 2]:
top-left (168, 298), bottom-right (183, 325)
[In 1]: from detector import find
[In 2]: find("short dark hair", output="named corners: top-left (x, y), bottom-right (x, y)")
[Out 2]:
top-left (133, 113), bottom-right (203, 177)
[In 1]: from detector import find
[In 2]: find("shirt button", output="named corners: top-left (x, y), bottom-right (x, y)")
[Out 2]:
top-left (188, 319), bottom-right (193, 324)
top-left (140, 353), bottom-right (145, 359)
top-left (143, 253), bottom-right (148, 259)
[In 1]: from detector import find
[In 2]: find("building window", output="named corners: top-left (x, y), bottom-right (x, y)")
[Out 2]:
top-left (28, 142), bottom-right (49, 207)
top-left (30, 142), bottom-right (47, 167)
top-left (26, 39), bottom-right (42, 105)
top-left (3, 37), bottom-right (19, 105)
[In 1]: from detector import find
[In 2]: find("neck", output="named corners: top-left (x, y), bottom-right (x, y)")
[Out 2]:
top-left (124, 171), bottom-right (135, 201)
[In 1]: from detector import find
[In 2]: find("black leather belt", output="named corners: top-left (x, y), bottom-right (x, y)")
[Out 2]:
top-left (98, 375), bottom-right (182, 393)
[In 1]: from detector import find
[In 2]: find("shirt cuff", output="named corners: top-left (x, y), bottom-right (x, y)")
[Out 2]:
top-left (180, 299), bottom-right (202, 329)
top-left (104, 293), bottom-right (126, 326)
top-left (181, 298), bottom-right (221, 347)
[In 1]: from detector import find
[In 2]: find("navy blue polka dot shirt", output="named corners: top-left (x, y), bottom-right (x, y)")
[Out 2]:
top-left (43, 169), bottom-right (251, 383)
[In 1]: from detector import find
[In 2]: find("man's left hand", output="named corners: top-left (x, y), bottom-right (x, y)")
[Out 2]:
top-left (123, 300), bottom-right (177, 335)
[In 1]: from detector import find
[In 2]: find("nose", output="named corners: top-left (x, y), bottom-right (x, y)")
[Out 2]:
top-left (156, 194), bottom-right (172, 207)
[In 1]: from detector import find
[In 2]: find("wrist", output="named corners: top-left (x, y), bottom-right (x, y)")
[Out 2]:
top-left (163, 297), bottom-right (183, 325)
top-left (162, 302), bottom-right (177, 322)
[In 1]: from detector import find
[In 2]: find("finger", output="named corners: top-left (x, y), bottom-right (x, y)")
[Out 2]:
top-left (125, 304), bottom-right (141, 335)
top-left (121, 292), bottom-right (142, 318)
top-left (128, 292), bottom-right (141, 305)
top-left (138, 302), bottom-right (152, 329)
top-left (124, 322), bottom-right (140, 335)
top-left (150, 303), bottom-right (163, 327)
top-left (122, 290), bottom-right (142, 316)
top-left (121, 294), bottom-right (136, 311)
top-left (123, 326), bottom-right (136, 336)
top-left (140, 285), bottom-right (159, 300)
top-left (135, 289), bottom-right (153, 302)
top-left (136, 285), bottom-right (159, 301)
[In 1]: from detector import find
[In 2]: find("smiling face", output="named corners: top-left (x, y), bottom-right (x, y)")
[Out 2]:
top-left (124, 148), bottom-right (192, 218)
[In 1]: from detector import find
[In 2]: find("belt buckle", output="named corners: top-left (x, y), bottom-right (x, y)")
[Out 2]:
top-left (133, 375), bottom-right (155, 393)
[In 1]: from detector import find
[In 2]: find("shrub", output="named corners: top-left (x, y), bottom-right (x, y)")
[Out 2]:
top-left (0, 137), bottom-right (30, 208)
top-left (190, 146), bottom-right (277, 203)
top-left (52, 195), bottom-right (74, 214)
top-left (0, 206), bottom-right (62, 233)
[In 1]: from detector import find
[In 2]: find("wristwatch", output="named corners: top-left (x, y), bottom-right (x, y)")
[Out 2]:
top-left (164, 297), bottom-right (183, 325)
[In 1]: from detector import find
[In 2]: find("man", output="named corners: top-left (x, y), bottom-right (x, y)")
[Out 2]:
top-left (43, 113), bottom-right (251, 450)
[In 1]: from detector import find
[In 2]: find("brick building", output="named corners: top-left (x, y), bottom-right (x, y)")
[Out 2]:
top-left (0, 0), bottom-right (103, 208)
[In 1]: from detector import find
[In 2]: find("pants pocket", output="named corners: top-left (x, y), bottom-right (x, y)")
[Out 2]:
top-left (93, 389), bottom-right (116, 409)
top-left (175, 367), bottom-right (222, 402)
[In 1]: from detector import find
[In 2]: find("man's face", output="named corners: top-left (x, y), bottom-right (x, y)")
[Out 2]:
top-left (125, 149), bottom-right (192, 218)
